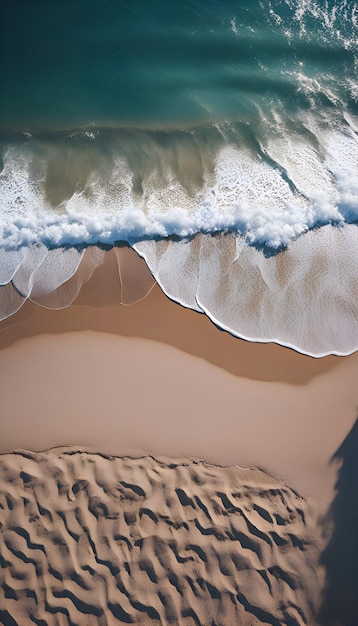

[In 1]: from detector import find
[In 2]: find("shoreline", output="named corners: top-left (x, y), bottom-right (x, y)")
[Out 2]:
top-left (0, 248), bottom-right (346, 385)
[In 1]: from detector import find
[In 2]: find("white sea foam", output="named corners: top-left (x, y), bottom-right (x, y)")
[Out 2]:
top-left (0, 127), bottom-right (357, 251)
top-left (0, 248), bottom-right (26, 285)
top-left (0, 124), bottom-right (357, 355)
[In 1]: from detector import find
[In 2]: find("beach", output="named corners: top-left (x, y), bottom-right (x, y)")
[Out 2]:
top-left (1, 1), bottom-right (358, 622)
top-left (1, 250), bottom-right (358, 624)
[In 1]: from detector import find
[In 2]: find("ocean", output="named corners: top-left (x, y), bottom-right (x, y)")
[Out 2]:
top-left (0, 0), bottom-right (357, 356)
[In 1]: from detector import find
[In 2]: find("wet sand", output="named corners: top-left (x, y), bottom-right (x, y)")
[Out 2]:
top-left (0, 249), bottom-right (357, 511)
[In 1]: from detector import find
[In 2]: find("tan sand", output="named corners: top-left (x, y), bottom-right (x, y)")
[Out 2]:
top-left (0, 448), bottom-right (322, 625)
top-left (0, 249), bottom-right (357, 511)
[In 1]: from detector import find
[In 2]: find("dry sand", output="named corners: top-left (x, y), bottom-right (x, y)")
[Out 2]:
top-left (0, 448), bottom-right (322, 625)
top-left (0, 248), bottom-right (357, 625)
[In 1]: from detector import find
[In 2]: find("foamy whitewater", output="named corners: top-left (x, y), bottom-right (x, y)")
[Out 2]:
top-left (1, 0), bottom-right (358, 356)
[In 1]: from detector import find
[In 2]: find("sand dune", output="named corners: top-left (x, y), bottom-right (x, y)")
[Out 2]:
top-left (0, 448), bottom-right (322, 626)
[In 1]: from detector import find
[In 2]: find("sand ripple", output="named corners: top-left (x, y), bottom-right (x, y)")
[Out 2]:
top-left (0, 448), bottom-right (322, 625)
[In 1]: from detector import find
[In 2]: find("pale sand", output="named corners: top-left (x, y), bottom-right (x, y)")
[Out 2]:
top-left (0, 249), bottom-right (357, 510)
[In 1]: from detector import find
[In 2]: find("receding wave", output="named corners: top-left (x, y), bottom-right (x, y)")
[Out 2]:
top-left (0, 226), bottom-right (357, 358)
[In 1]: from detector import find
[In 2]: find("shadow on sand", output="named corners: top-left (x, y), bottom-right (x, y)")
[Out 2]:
top-left (319, 418), bottom-right (358, 626)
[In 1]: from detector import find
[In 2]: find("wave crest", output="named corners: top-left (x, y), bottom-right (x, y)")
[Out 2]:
top-left (1, 119), bottom-right (357, 251)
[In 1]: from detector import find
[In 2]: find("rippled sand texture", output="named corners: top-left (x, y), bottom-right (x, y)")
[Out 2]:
top-left (0, 449), bottom-right (322, 626)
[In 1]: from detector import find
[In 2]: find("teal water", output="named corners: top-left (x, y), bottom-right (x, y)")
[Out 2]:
top-left (1, 0), bottom-right (357, 130)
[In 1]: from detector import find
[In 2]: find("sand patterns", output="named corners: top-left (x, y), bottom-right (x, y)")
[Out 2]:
top-left (0, 449), bottom-right (321, 625)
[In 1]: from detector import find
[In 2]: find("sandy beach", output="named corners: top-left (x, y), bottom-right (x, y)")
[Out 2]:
top-left (1, 1), bottom-right (357, 622)
top-left (1, 248), bottom-right (357, 625)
